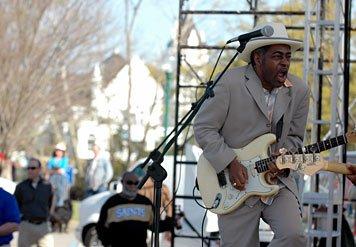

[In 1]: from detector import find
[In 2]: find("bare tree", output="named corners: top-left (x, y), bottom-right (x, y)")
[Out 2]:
top-left (123, 0), bottom-right (143, 166)
top-left (0, 0), bottom-right (116, 158)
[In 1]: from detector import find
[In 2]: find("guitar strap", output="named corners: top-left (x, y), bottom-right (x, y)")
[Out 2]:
top-left (275, 114), bottom-right (290, 177)
top-left (275, 115), bottom-right (284, 143)
top-left (264, 87), bottom-right (283, 143)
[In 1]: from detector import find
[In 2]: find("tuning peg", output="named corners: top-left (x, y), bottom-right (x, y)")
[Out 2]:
top-left (278, 148), bottom-right (288, 154)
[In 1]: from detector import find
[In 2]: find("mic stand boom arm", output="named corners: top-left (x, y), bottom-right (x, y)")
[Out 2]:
top-left (137, 41), bottom-right (247, 247)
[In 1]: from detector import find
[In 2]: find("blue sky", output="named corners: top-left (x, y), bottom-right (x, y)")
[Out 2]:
top-left (135, 0), bottom-right (179, 60)
top-left (110, 0), bottom-right (259, 61)
top-left (110, 0), bottom-right (356, 62)
top-left (110, 0), bottom-right (178, 61)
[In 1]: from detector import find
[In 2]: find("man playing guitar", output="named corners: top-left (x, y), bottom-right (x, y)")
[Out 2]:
top-left (194, 22), bottom-right (308, 247)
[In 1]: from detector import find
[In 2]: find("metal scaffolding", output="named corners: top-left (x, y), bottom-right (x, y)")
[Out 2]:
top-left (171, 0), bottom-right (353, 246)
top-left (302, 0), bottom-right (352, 246)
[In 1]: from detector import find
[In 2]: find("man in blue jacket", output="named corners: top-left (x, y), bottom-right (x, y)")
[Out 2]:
top-left (0, 187), bottom-right (20, 247)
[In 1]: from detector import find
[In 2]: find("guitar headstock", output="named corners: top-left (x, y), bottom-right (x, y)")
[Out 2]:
top-left (275, 153), bottom-right (325, 176)
top-left (346, 130), bottom-right (356, 144)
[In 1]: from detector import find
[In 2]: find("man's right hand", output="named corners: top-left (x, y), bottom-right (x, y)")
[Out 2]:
top-left (228, 158), bottom-right (248, 191)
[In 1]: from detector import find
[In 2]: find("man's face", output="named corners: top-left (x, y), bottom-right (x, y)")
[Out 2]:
top-left (92, 145), bottom-right (100, 157)
top-left (122, 173), bottom-right (139, 197)
top-left (27, 162), bottom-right (41, 180)
top-left (256, 44), bottom-right (291, 88)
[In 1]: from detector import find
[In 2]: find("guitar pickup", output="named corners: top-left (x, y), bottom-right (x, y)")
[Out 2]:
top-left (217, 171), bottom-right (227, 187)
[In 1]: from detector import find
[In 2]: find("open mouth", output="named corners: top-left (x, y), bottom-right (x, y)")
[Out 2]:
top-left (277, 71), bottom-right (287, 80)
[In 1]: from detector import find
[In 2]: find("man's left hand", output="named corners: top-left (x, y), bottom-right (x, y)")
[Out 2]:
top-left (347, 165), bottom-right (356, 186)
top-left (268, 148), bottom-right (289, 177)
top-left (164, 232), bottom-right (171, 242)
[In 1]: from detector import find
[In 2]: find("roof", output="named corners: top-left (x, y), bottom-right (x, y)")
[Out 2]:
top-left (100, 54), bottom-right (127, 87)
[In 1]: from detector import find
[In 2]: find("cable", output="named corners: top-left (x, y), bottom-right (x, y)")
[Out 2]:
top-left (192, 185), bottom-right (214, 210)
top-left (201, 209), bottom-right (208, 247)
top-left (159, 153), bottom-right (183, 216)
top-left (207, 45), bottom-right (226, 83)
top-left (159, 124), bottom-right (189, 216)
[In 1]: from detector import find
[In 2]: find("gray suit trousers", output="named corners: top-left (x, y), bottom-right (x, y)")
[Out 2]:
top-left (218, 188), bottom-right (306, 247)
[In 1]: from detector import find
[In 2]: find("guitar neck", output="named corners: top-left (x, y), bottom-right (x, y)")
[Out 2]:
top-left (255, 134), bottom-right (348, 173)
top-left (323, 162), bottom-right (351, 175)
top-left (293, 134), bottom-right (347, 154)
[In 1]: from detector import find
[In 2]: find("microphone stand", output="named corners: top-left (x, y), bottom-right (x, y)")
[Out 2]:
top-left (137, 41), bottom-right (248, 247)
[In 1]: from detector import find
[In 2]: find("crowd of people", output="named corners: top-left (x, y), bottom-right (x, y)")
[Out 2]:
top-left (0, 142), bottom-right (176, 247)
top-left (0, 142), bottom-right (113, 246)
top-left (0, 142), bottom-right (77, 247)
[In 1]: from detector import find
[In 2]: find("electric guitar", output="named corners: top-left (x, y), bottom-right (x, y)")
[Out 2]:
top-left (196, 131), bottom-right (356, 215)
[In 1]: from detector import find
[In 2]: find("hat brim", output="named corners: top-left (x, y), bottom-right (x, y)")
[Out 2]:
top-left (55, 147), bottom-right (66, 151)
top-left (239, 37), bottom-right (303, 63)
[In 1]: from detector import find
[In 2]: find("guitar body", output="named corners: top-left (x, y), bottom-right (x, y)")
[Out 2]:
top-left (197, 133), bottom-right (280, 215)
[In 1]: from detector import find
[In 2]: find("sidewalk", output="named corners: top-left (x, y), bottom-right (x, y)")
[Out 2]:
top-left (10, 220), bottom-right (83, 247)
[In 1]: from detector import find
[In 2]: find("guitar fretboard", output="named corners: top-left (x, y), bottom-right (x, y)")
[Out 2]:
top-left (255, 134), bottom-right (347, 173)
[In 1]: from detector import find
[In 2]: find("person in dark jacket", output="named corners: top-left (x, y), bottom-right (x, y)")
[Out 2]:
top-left (96, 171), bottom-right (173, 247)
top-left (14, 157), bottom-right (54, 247)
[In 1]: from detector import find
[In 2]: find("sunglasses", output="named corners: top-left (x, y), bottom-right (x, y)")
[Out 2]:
top-left (27, 167), bottom-right (38, 170)
top-left (126, 180), bottom-right (139, 185)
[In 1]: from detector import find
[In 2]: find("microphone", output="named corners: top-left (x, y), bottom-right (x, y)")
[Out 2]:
top-left (226, 25), bottom-right (274, 44)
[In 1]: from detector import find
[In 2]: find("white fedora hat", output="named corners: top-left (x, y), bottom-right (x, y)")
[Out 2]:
top-left (239, 22), bottom-right (303, 63)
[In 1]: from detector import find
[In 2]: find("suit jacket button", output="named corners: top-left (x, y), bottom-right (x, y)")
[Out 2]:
top-left (266, 123), bottom-right (271, 127)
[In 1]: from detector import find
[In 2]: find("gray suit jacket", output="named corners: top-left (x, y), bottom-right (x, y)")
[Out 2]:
top-left (193, 64), bottom-right (310, 199)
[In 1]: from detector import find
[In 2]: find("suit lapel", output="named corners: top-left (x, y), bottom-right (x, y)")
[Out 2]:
top-left (272, 84), bottom-right (291, 124)
top-left (244, 65), bottom-right (269, 120)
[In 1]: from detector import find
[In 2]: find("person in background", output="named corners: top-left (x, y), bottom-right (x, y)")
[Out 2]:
top-left (48, 166), bottom-right (69, 208)
top-left (46, 143), bottom-right (72, 232)
top-left (14, 157), bottom-right (54, 247)
top-left (0, 187), bottom-right (20, 247)
top-left (84, 144), bottom-right (113, 198)
top-left (96, 171), bottom-right (173, 247)
top-left (46, 142), bottom-right (69, 178)
top-left (48, 165), bottom-right (70, 232)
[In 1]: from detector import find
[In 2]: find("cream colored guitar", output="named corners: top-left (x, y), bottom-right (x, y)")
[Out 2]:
top-left (196, 131), bottom-right (356, 215)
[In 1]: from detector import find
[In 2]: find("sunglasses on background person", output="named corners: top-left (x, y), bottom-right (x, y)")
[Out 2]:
top-left (27, 167), bottom-right (38, 170)
top-left (126, 180), bottom-right (139, 185)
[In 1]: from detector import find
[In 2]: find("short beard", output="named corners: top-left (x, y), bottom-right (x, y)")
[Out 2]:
top-left (121, 187), bottom-right (137, 200)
